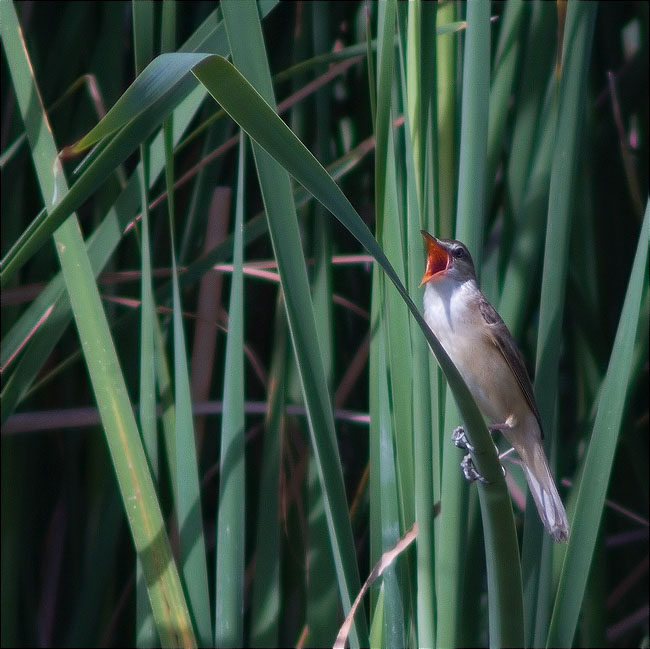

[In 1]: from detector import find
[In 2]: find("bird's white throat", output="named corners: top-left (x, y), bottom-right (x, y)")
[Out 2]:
top-left (422, 276), bottom-right (482, 335)
top-left (422, 275), bottom-right (490, 387)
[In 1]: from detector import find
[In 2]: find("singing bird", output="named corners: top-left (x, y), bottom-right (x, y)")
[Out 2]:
top-left (420, 231), bottom-right (569, 542)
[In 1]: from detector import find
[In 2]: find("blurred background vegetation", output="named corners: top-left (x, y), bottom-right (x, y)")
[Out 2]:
top-left (1, 1), bottom-right (648, 647)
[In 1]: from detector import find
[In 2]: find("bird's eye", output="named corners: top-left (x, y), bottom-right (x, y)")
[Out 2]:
top-left (452, 247), bottom-right (465, 259)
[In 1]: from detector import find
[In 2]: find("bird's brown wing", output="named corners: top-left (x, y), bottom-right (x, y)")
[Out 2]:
top-left (478, 296), bottom-right (544, 436)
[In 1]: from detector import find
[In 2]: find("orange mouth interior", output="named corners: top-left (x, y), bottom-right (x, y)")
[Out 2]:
top-left (420, 231), bottom-right (449, 286)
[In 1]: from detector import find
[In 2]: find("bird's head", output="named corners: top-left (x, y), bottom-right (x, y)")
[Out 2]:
top-left (419, 231), bottom-right (477, 287)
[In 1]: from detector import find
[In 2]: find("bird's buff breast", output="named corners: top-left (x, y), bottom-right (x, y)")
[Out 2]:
top-left (423, 280), bottom-right (525, 425)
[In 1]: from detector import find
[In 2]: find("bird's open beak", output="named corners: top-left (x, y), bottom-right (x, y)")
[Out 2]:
top-left (420, 231), bottom-right (450, 286)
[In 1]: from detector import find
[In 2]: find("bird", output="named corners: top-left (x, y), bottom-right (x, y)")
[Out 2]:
top-left (420, 230), bottom-right (569, 542)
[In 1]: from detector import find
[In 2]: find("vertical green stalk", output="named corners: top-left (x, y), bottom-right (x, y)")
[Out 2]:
top-left (433, 11), bottom-right (464, 638)
top-left (133, 2), bottom-right (158, 645)
top-left (165, 123), bottom-right (213, 647)
top-left (405, 2), bottom-right (436, 644)
top-left (486, 0), bottom-right (525, 199)
top-left (306, 3), bottom-right (340, 645)
top-left (249, 296), bottom-right (285, 647)
top-left (215, 134), bottom-right (246, 647)
top-left (435, 2), bottom-right (457, 239)
top-left (374, 2), bottom-right (411, 644)
top-left (163, 11), bottom-right (212, 640)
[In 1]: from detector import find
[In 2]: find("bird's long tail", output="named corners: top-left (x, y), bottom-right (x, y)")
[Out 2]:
top-left (518, 442), bottom-right (569, 542)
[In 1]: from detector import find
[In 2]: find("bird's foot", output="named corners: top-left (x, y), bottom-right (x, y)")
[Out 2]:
top-left (453, 427), bottom-right (507, 484)
top-left (453, 424), bottom-right (507, 450)
top-left (459, 453), bottom-right (507, 484)
top-left (460, 453), bottom-right (489, 484)
top-left (452, 426), bottom-right (475, 452)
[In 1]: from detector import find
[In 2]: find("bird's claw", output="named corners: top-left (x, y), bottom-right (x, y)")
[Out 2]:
top-left (459, 454), bottom-right (507, 484)
top-left (452, 424), bottom-right (502, 451)
top-left (452, 426), bottom-right (475, 452)
top-left (460, 453), bottom-right (489, 483)
top-left (454, 426), bottom-right (507, 484)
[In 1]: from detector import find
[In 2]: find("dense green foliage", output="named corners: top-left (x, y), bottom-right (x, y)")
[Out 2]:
top-left (1, 2), bottom-right (648, 647)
